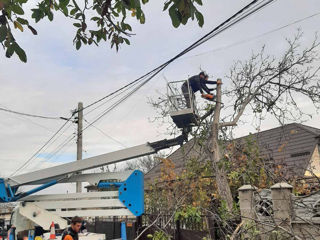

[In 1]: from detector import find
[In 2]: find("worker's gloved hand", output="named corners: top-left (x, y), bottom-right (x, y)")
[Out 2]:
top-left (217, 79), bottom-right (222, 85)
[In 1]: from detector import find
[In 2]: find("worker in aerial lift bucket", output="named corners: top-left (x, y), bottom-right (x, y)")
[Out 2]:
top-left (181, 71), bottom-right (221, 108)
top-left (61, 216), bottom-right (83, 240)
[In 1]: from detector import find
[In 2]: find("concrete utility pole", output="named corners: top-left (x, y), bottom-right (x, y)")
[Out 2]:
top-left (76, 102), bottom-right (83, 193)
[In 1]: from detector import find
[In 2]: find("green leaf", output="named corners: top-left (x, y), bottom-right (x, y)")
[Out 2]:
top-left (112, 11), bottom-right (119, 17)
top-left (47, 11), bottom-right (53, 21)
top-left (125, 24), bottom-right (132, 31)
top-left (0, 25), bottom-right (7, 42)
top-left (81, 37), bottom-right (87, 44)
top-left (17, 17), bottom-right (29, 25)
top-left (169, 6), bottom-right (180, 28)
top-left (31, 9), bottom-right (44, 23)
top-left (73, 23), bottom-right (81, 28)
top-left (190, 5), bottom-right (196, 19)
top-left (101, 30), bottom-right (106, 41)
top-left (70, 8), bottom-right (78, 15)
top-left (142, 0), bottom-right (148, 4)
top-left (75, 40), bottom-right (81, 50)
top-left (195, 11), bottom-right (204, 27)
top-left (13, 42), bottom-right (27, 62)
top-left (124, 38), bottom-right (130, 45)
top-left (178, 0), bottom-right (185, 12)
top-left (27, 25), bottom-right (38, 35)
top-left (5, 44), bottom-right (14, 58)
top-left (62, 6), bottom-right (68, 16)
top-left (11, 5), bottom-right (25, 15)
top-left (91, 17), bottom-right (100, 21)
top-left (181, 16), bottom-right (188, 25)
top-left (129, 0), bottom-right (135, 8)
top-left (134, 0), bottom-right (141, 8)
top-left (59, 0), bottom-right (70, 8)
top-left (53, 3), bottom-right (59, 11)
top-left (75, 13), bottom-right (82, 19)
top-left (136, 7), bottom-right (142, 19)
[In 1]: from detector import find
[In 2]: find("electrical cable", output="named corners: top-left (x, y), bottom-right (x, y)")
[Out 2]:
top-left (0, 104), bottom-right (55, 132)
top-left (0, 107), bottom-right (64, 120)
top-left (181, 12), bottom-right (320, 60)
top-left (39, 123), bottom-right (75, 162)
top-left (84, 118), bottom-right (127, 148)
top-left (10, 114), bottom-right (76, 176)
top-left (45, 135), bottom-right (76, 162)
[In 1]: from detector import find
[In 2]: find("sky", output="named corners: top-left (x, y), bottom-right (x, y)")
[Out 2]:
top-left (0, 0), bottom-right (320, 193)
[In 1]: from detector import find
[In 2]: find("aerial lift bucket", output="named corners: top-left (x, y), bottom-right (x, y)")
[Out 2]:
top-left (167, 80), bottom-right (199, 129)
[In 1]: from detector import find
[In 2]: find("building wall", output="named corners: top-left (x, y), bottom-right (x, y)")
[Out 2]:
top-left (305, 145), bottom-right (320, 177)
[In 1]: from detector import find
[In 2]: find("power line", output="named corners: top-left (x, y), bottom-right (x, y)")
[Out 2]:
top-left (0, 104), bottom-right (55, 132)
top-left (0, 106), bottom-right (64, 120)
top-left (45, 134), bottom-right (76, 162)
top-left (37, 122), bottom-right (75, 162)
top-left (84, 79), bottom-right (143, 116)
top-left (84, 118), bottom-right (127, 148)
top-left (182, 11), bottom-right (320, 59)
top-left (10, 114), bottom-right (75, 176)
top-left (37, 141), bottom-right (75, 170)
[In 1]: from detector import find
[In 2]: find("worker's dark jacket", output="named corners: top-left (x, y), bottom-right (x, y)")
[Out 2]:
top-left (186, 75), bottom-right (217, 94)
top-left (61, 227), bottom-right (79, 240)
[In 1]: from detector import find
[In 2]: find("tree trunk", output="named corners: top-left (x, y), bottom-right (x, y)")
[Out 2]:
top-left (211, 79), bottom-right (233, 211)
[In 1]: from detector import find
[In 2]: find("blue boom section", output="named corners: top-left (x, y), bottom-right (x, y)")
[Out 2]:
top-left (98, 170), bottom-right (144, 216)
top-left (0, 178), bottom-right (58, 202)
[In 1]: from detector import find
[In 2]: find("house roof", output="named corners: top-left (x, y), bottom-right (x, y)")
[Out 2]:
top-left (145, 123), bottom-right (320, 183)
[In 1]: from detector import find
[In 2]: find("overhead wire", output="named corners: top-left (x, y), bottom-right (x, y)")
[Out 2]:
top-left (181, 11), bottom-right (320, 60)
top-left (83, 118), bottom-right (127, 148)
top-left (84, 78), bottom-right (143, 116)
top-left (44, 134), bottom-right (76, 163)
top-left (10, 114), bottom-right (76, 176)
top-left (38, 122), bottom-right (75, 162)
top-left (0, 106), bottom-right (65, 120)
top-left (0, 104), bottom-right (56, 133)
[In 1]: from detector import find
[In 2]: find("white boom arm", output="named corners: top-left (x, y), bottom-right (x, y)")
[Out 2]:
top-left (7, 144), bottom-right (155, 187)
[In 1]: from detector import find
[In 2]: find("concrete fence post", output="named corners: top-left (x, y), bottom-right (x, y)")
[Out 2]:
top-left (238, 185), bottom-right (257, 222)
top-left (271, 182), bottom-right (293, 227)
